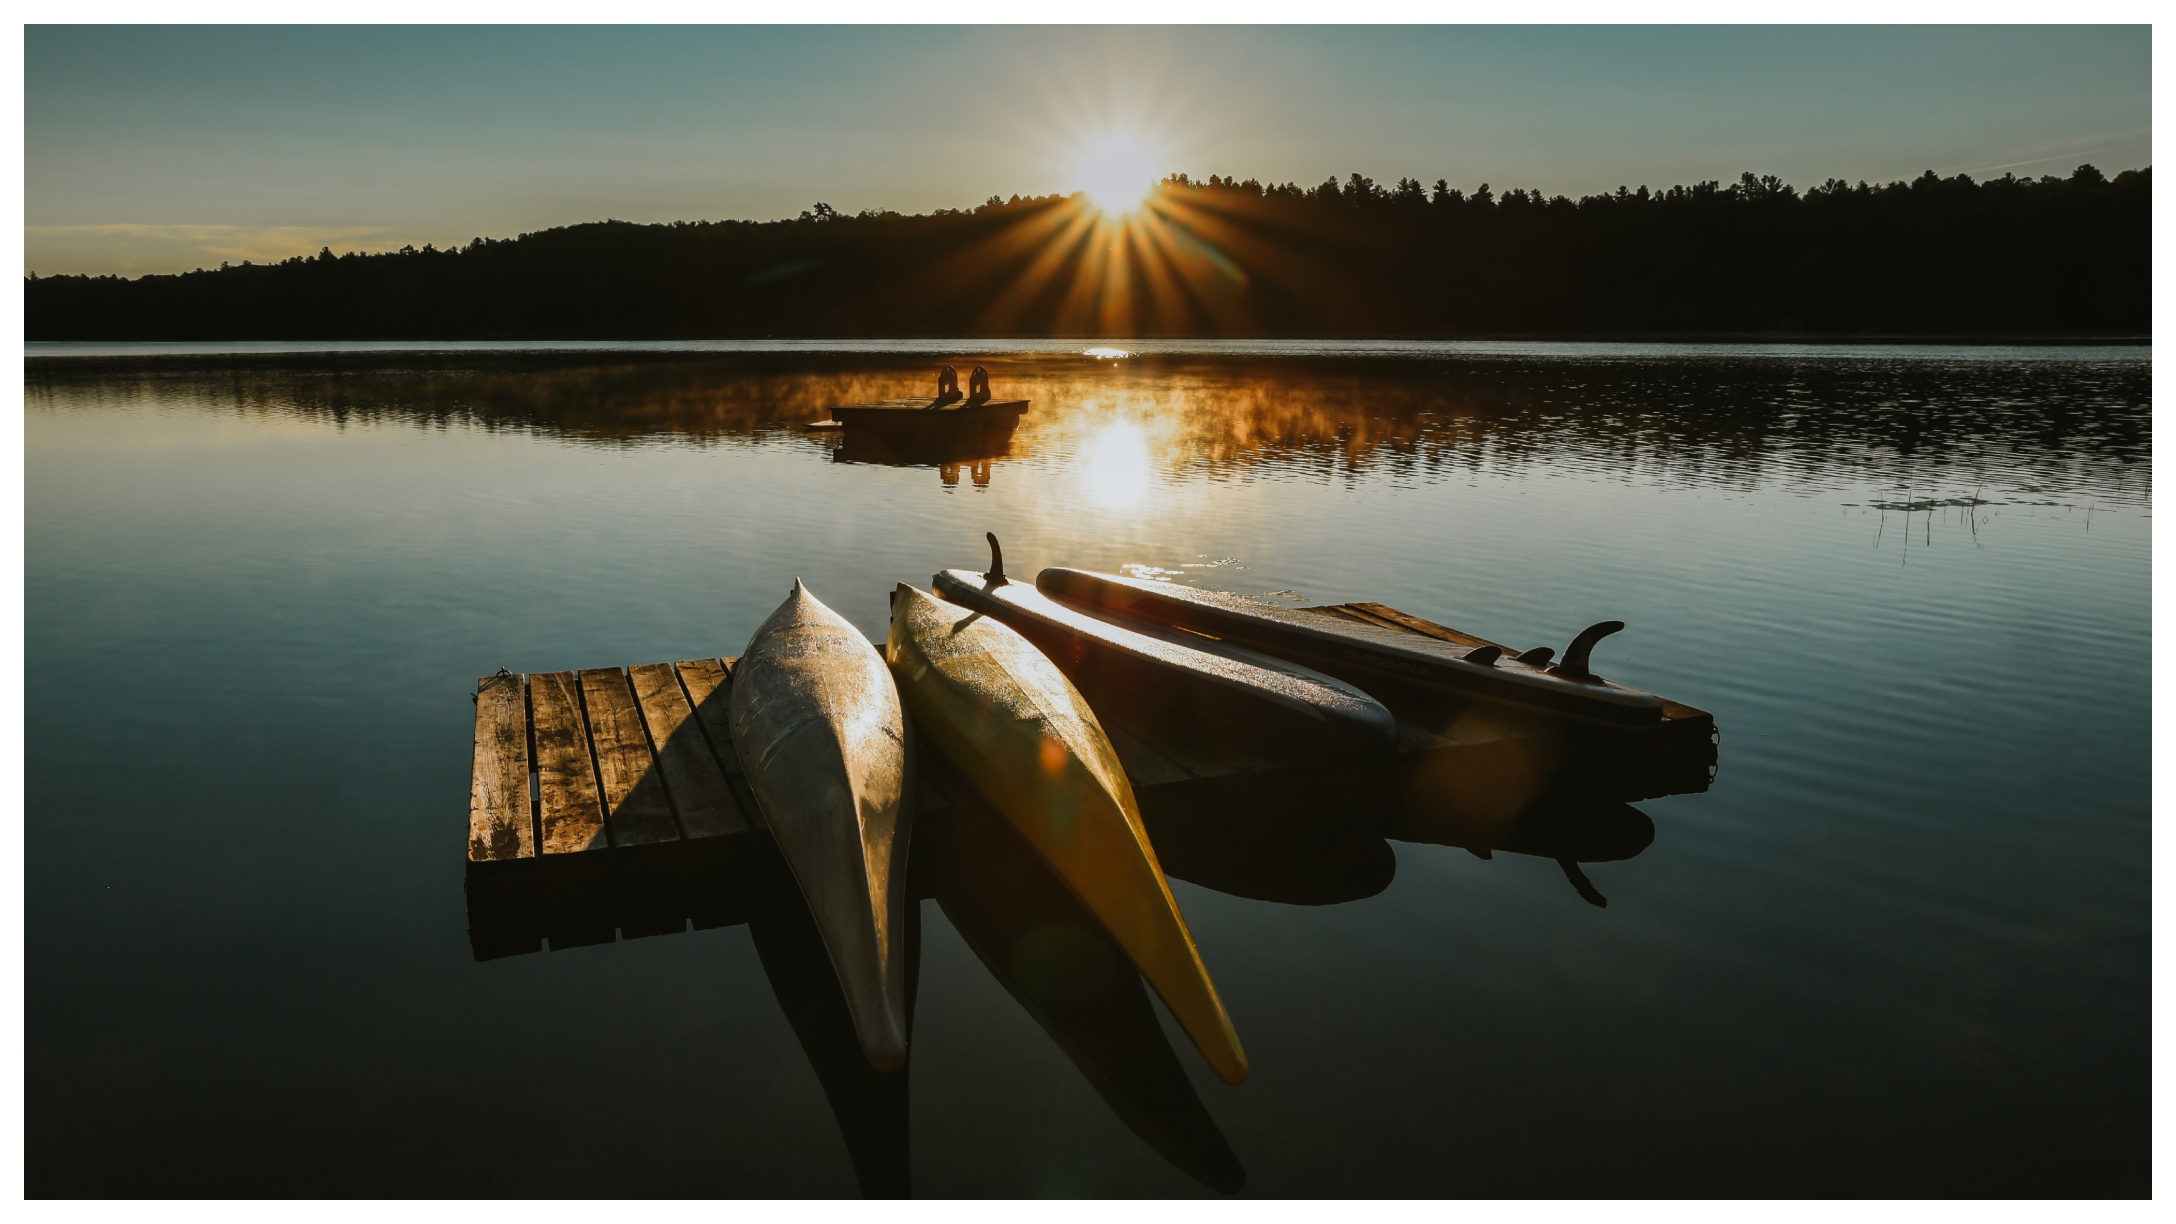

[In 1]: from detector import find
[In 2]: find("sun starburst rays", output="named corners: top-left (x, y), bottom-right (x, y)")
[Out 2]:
top-left (961, 189), bottom-right (1255, 338)
top-left (947, 123), bottom-right (1272, 337)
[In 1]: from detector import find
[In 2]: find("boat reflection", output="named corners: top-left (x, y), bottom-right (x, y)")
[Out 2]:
top-left (1391, 789), bottom-right (1655, 909)
top-left (938, 460), bottom-right (992, 488)
top-left (830, 414), bottom-right (1020, 489)
top-left (1131, 754), bottom-right (1651, 910)
top-left (918, 779), bottom-right (1247, 1195)
top-left (741, 848), bottom-right (919, 1198)
top-left (463, 730), bottom-right (1664, 1193)
top-left (1136, 773), bottom-right (1397, 907)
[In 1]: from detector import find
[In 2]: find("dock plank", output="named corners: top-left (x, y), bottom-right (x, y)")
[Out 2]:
top-left (1396, 719), bottom-right (1457, 754)
top-left (468, 671), bottom-right (533, 863)
top-left (531, 671), bottom-right (608, 855)
top-left (579, 667), bottom-right (681, 848)
top-left (1314, 601), bottom-right (1505, 651)
top-left (629, 662), bottom-right (751, 839)
top-left (675, 658), bottom-right (747, 780)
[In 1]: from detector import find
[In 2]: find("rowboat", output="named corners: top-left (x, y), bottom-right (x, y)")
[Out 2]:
top-left (832, 415), bottom-right (1019, 468)
top-left (823, 364), bottom-right (1030, 430)
top-left (930, 537), bottom-right (1398, 758)
top-left (730, 579), bottom-right (914, 1071)
top-left (1037, 567), bottom-right (1665, 729)
top-left (885, 581), bottom-right (1248, 1085)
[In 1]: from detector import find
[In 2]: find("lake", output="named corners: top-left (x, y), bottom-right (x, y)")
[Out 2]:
top-left (24, 341), bottom-right (2150, 1196)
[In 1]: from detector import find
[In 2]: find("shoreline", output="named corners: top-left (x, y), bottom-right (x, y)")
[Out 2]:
top-left (24, 333), bottom-right (2154, 366)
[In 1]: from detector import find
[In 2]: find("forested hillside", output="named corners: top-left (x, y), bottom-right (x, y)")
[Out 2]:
top-left (26, 164), bottom-right (2149, 339)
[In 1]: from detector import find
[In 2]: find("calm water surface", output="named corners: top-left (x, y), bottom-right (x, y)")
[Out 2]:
top-left (25, 345), bottom-right (2149, 1195)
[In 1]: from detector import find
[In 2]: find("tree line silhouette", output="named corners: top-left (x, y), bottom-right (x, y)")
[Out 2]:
top-left (25, 163), bottom-right (2148, 340)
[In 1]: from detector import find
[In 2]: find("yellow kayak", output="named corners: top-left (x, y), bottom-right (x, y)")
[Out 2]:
top-left (885, 582), bottom-right (1246, 1085)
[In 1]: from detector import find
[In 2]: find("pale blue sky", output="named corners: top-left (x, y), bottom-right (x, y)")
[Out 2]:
top-left (26, 25), bottom-right (2151, 275)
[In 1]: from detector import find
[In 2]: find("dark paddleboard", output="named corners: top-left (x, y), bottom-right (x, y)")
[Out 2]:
top-left (931, 537), bottom-right (1398, 759)
top-left (1037, 567), bottom-right (1665, 729)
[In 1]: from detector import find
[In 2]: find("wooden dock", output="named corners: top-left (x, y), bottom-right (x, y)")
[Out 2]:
top-left (465, 603), bottom-right (1717, 959)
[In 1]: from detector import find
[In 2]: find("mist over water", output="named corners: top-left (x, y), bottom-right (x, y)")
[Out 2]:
top-left (25, 345), bottom-right (2148, 1195)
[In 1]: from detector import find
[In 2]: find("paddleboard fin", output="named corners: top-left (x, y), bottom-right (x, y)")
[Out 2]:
top-left (1516, 646), bottom-right (1554, 667)
top-left (1554, 620), bottom-right (1625, 680)
top-left (1462, 645), bottom-right (1502, 666)
top-left (1559, 859), bottom-right (1608, 908)
top-left (983, 532), bottom-right (1008, 586)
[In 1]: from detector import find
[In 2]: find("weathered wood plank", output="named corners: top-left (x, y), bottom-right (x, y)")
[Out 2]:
top-left (531, 671), bottom-right (608, 855)
top-left (628, 662), bottom-right (751, 839)
top-left (675, 658), bottom-right (748, 782)
top-left (1303, 604), bottom-right (1384, 628)
top-left (468, 671), bottom-right (533, 863)
top-left (1395, 719), bottom-right (1457, 754)
top-left (1319, 601), bottom-right (1506, 651)
top-left (579, 667), bottom-right (681, 847)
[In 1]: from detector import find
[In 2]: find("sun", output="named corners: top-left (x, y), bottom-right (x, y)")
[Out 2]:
top-left (1073, 131), bottom-right (1164, 218)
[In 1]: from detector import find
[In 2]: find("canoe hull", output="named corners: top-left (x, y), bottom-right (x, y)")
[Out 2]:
top-left (886, 583), bottom-right (1248, 1085)
top-left (731, 580), bottom-right (914, 1071)
top-left (831, 399), bottom-right (1029, 429)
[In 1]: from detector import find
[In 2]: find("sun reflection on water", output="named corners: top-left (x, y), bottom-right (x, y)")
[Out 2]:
top-left (1082, 419), bottom-right (1152, 508)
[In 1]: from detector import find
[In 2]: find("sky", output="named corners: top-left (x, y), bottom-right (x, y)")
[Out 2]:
top-left (24, 25), bottom-right (2153, 277)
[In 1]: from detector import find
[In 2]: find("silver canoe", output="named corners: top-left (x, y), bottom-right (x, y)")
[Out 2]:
top-left (730, 579), bottom-right (914, 1071)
